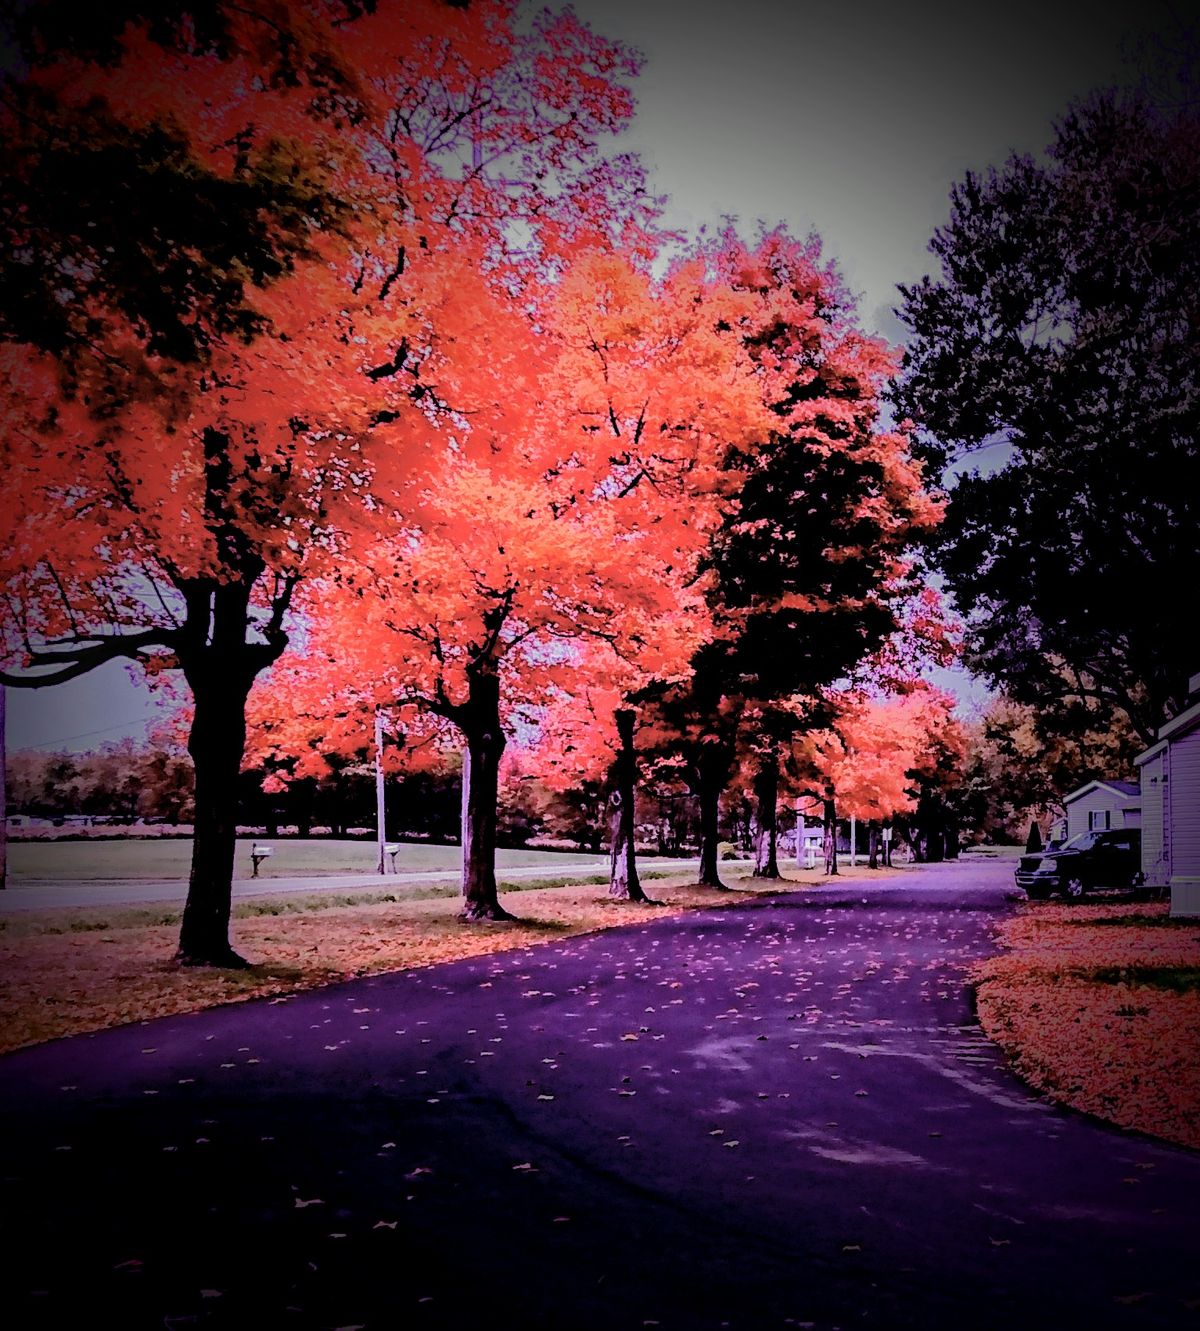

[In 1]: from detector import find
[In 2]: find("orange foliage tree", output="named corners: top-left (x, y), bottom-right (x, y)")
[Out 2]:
top-left (791, 683), bottom-right (965, 873)
top-left (642, 227), bottom-right (943, 888)
top-left (279, 243), bottom-right (774, 919)
top-left (0, 1), bottom-right (651, 960)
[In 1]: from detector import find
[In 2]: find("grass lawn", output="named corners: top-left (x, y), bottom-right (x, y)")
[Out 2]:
top-left (7, 837), bottom-right (610, 882)
top-left (0, 862), bottom-right (897, 1053)
top-left (973, 900), bottom-right (1200, 1151)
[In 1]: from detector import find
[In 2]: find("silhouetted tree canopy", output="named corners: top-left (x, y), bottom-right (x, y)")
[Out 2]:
top-left (894, 94), bottom-right (1200, 744)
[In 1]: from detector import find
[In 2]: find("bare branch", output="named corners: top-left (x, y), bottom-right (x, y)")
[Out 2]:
top-left (1, 627), bottom-right (179, 688)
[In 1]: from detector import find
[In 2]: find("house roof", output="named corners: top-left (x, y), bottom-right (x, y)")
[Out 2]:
top-left (1135, 740), bottom-right (1167, 767)
top-left (1063, 778), bottom-right (1140, 805)
top-left (1159, 697), bottom-right (1200, 744)
top-left (1133, 693), bottom-right (1200, 763)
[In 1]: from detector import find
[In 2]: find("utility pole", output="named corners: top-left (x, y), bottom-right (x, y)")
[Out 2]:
top-left (374, 710), bottom-right (386, 876)
top-left (461, 747), bottom-right (471, 849)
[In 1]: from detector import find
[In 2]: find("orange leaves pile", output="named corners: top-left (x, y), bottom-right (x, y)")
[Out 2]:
top-left (974, 902), bottom-right (1200, 1149)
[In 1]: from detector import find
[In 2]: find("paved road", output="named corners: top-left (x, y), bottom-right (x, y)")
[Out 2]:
top-left (2, 857), bottom-right (1197, 1330)
top-left (0, 857), bottom-right (727, 913)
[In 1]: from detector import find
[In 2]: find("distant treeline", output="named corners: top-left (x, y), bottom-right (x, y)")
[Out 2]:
top-left (9, 705), bottom-right (1074, 855)
top-left (4, 740), bottom-right (703, 850)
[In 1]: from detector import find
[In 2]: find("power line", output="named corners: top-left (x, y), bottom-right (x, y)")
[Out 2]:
top-left (12, 718), bottom-right (160, 751)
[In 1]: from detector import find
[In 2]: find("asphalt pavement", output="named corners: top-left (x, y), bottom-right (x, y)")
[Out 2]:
top-left (2, 855), bottom-right (1197, 1330)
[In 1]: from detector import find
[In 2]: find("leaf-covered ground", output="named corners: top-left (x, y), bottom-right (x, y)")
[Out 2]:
top-left (973, 900), bottom-right (1200, 1150)
top-left (0, 868), bottom-right (881, 1054)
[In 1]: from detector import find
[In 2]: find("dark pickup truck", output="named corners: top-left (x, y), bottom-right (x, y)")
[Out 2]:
top-left (1014, 840), bottom-right (1065, 894)
top-left (1021, 828), bottom-right (1142, 900)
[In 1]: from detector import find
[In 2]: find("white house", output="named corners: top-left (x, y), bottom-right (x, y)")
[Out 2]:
top-left (1060, 778), bottom-right (1141, 841)
top-left (1135, 671), bottom-right (1200, 917)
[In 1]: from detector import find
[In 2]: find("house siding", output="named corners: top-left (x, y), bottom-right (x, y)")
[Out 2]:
top-left (1065, 788), bottom-right (1138, 840)
top-left (1170, 728), bottom-right (1200, 917)
top-left (1139, 750), bottom-right (1168, 889)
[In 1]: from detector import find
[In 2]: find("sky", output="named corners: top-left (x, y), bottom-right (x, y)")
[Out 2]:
top-left (3, 0), bottom-right (1182, 753)
top-left (568, 0), bottom-right (1176, 338)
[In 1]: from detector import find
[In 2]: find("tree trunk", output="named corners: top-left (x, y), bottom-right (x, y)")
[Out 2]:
top-left (738, 797), bottom-right (754, 853)
top-left (822, 785), bottom-right (838, 876)
top-left (696, 750), bottom-right (727, 888)
top-left (460, 669), bottom-right (513, 921)
top-left (894, 820), bottom-right (921, 862)
top-left (608, 708), bottom-right (649, 902)
top-left (178, 673), bottom-right (254, 966)
top-left (868, 819), bottom-right (879, 869)
top-left (752, 750), bottom-right (780, 879)
top-left (945, 820), bottom-right (961, 860)
top-left (174, 559), bottom-right (288, 966)
top-left (0, 684), bottom-right (7, 891)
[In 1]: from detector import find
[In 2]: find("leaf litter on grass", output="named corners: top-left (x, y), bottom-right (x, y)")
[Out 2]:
top-left (973, 900), bottom-right (1200, 1149)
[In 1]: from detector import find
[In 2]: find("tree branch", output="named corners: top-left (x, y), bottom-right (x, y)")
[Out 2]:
top-left (1, 628), bottom-right (179, 688)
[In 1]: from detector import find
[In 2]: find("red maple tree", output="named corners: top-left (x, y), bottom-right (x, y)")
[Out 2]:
top-left (0, 0), bottom-right (651, 959)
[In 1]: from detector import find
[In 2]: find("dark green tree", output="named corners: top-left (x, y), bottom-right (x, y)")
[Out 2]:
top-left (894, 94), bottom-right (1200, 745)
top-left (649, 287), bottom-right (935, 884)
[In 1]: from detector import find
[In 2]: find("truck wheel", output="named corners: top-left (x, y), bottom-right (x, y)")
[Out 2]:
top-left (1064, 875), bottom-right (1087, 900)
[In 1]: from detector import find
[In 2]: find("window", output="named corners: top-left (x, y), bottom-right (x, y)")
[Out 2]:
top-left (1088, 810), bottom-right (1111, 831)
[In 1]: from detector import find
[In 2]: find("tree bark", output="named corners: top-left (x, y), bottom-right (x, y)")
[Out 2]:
top-left (945, 820), bottom-right (961, 860)
top-left (868, 819), bottom-right (879, 869)
top-left (897, 820), bottom-right (923, 862)
top-left (0, 684), bottom-right (7, 891)
top-left (738, 797), bottom-right (754, 853)
top-left (178, 669), bottom-right (255, 966)
top-left (608, 708), bottom-right (649, 902)
top-left (459, 668), bottom-right (513, 921)
top-left (752, 749), bottom-right (781, 879)
top-left (696, 747), bottom-right (727, 888)
top-left (174, 562), bottom-right (287, 968)
top-left (176, 434), bottom-right (293, 964)
top-left (822, 785), bottom-right (839, 876)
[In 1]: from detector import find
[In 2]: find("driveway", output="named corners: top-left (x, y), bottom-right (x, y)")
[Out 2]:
top-left (1, 856), bottom-right (1197, 1329)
